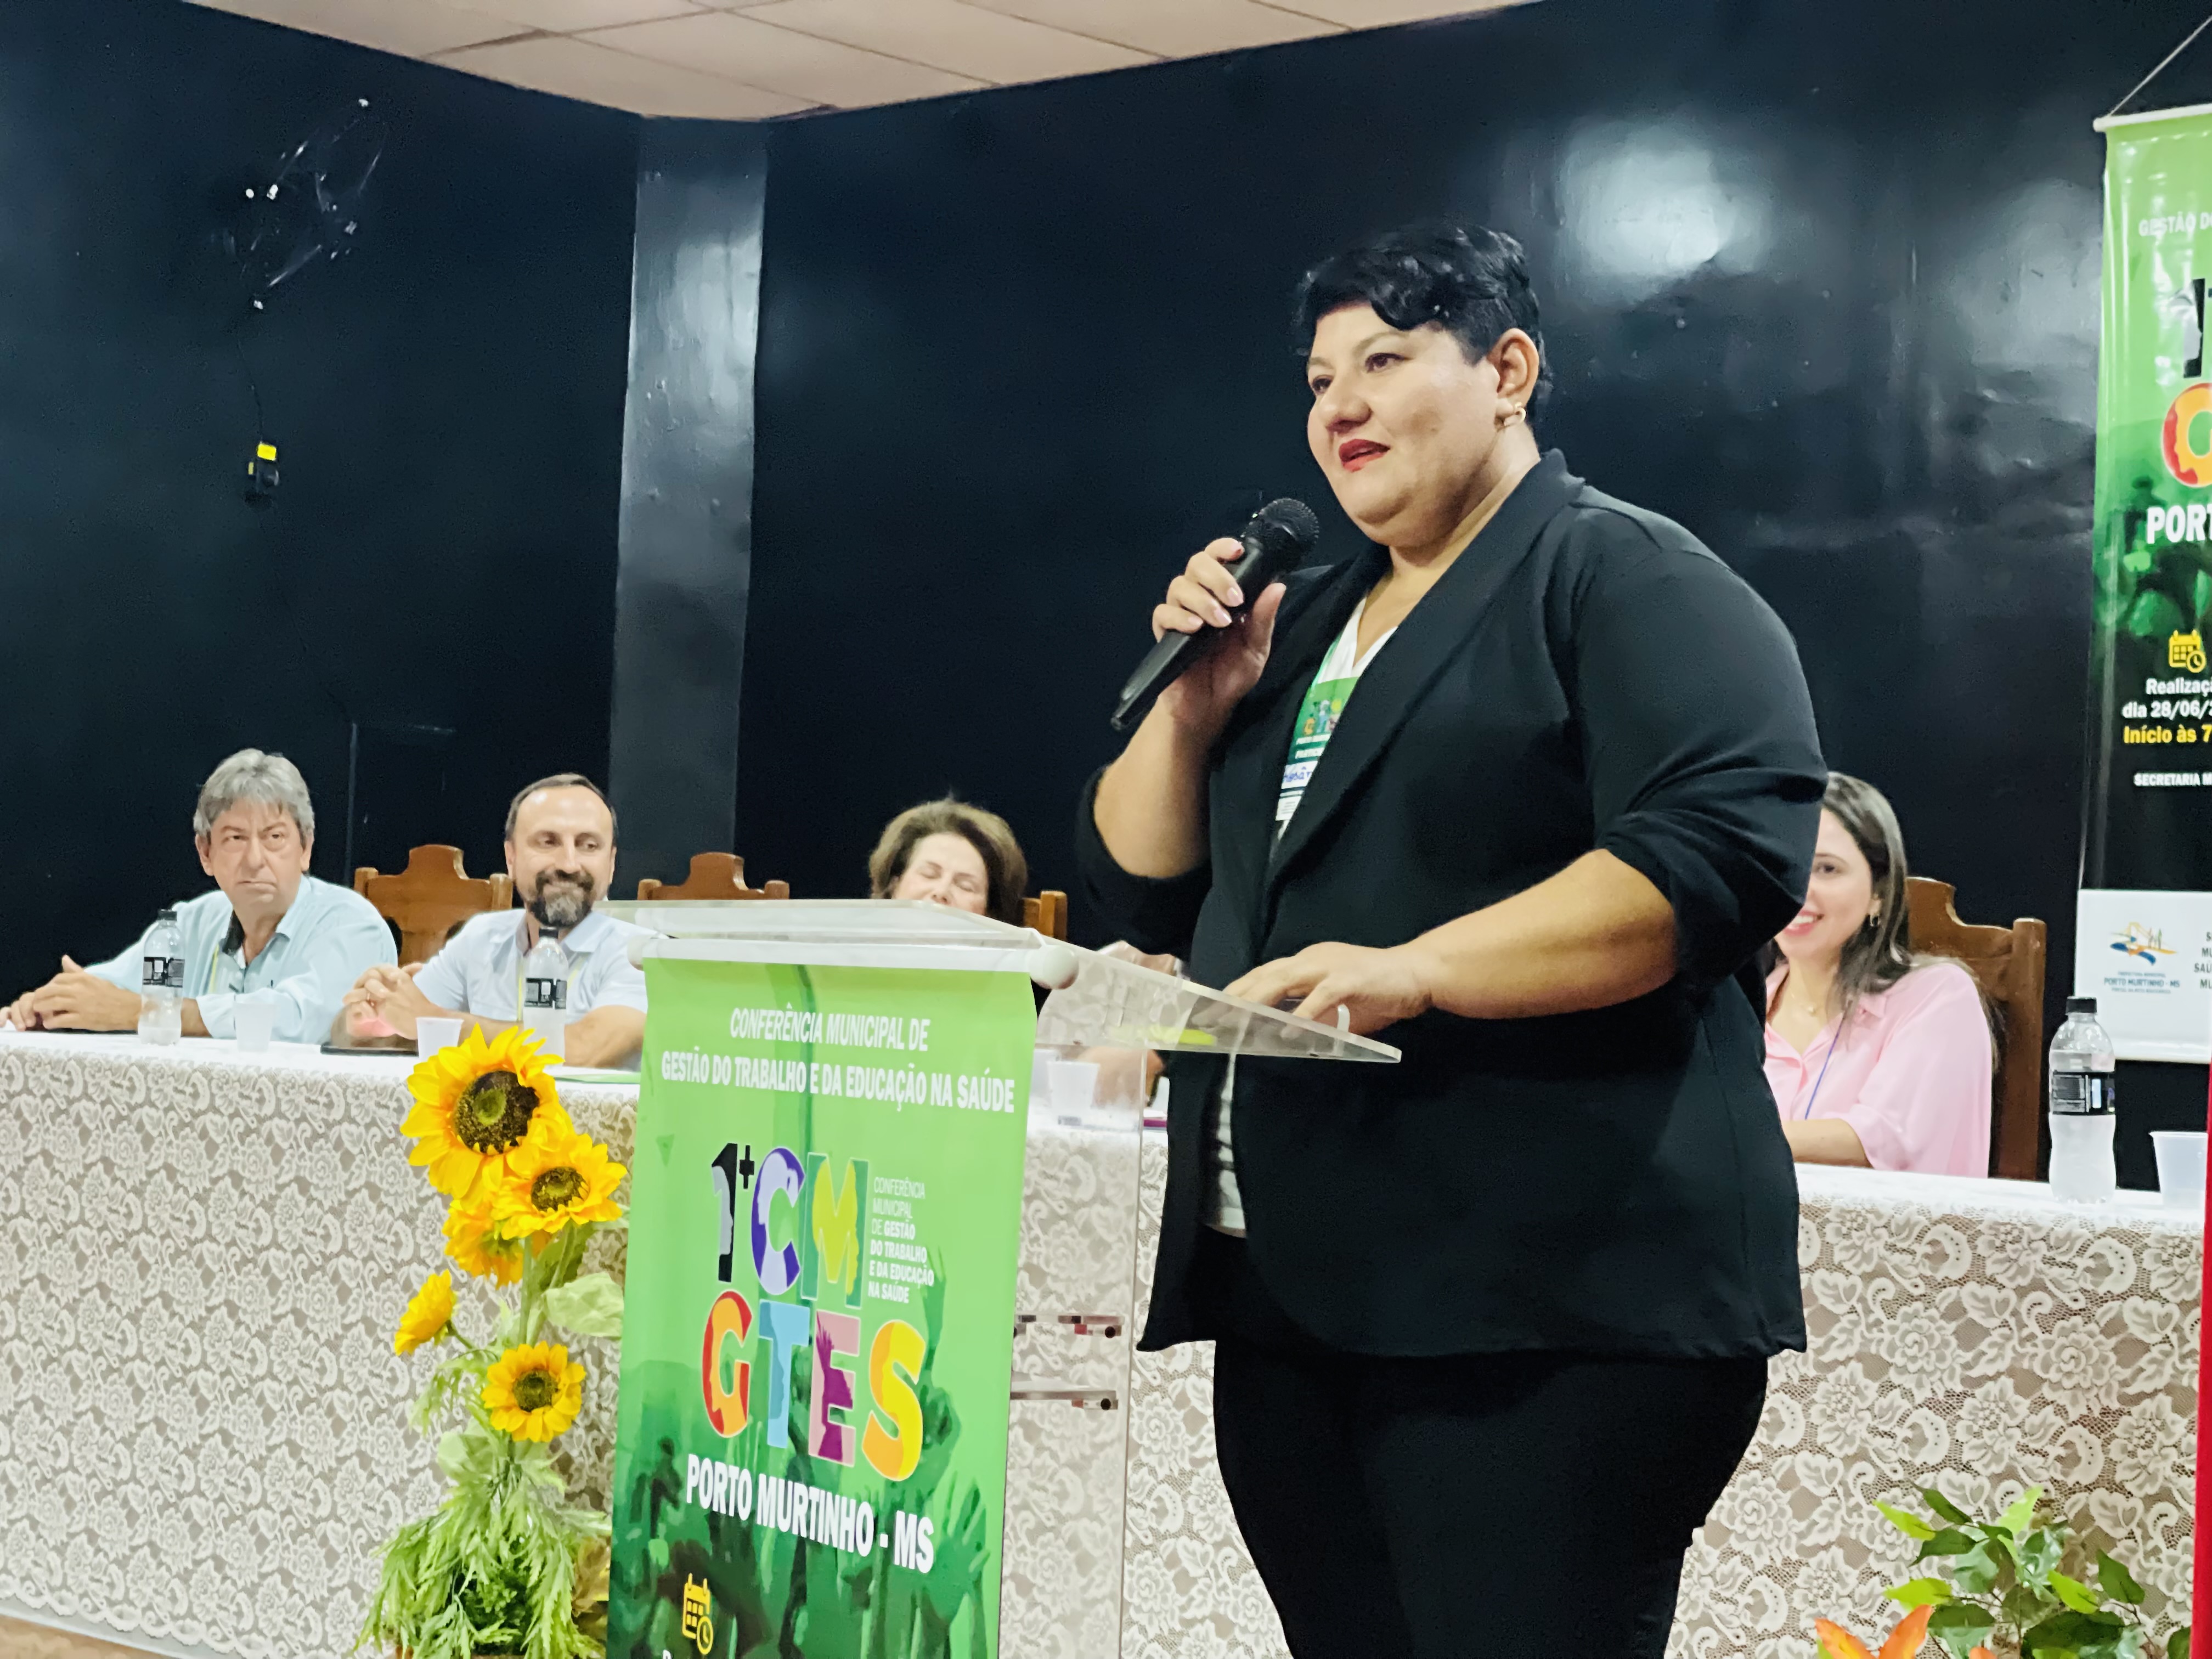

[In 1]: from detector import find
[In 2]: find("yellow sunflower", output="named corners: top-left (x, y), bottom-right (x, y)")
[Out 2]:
top-left (443, 1188), bottom-right (524, 1284)
top-left (393, 1269), bottom-right (456, 1355)
top-left (402, 1025), bottom-right (571, 1198)
top-left (491, 1116), bottom-right (627, 1242)
top-left (483, 1342), bottom-right (586, 1441)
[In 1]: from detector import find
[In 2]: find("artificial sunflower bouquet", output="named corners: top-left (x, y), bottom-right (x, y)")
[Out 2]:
top-left (363, 1027), bottom-right (629, 1659)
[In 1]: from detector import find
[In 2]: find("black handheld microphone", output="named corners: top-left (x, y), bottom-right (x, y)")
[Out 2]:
top-left (1110, 497), bottom-right (1322, 731)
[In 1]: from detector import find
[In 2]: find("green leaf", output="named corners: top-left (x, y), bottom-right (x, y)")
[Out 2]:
top-left (1879, 1500), bottom-right (1940, 1541)
top-left (2011, 1584), bottom-right (2066, 1631)
top-left (1974, 1522), bottom-right (2022, 1561)
top-left (2165, 1624), bottom-right (2191, 1659)
top-left (1929, 1604), bottom-right (1998, 1659)
top-left (1918, 1528), bottom-right (1976, 1560)
top-left (2017, 1530), bottom-right (2064, 1585)
top-left (1955, 1539), bottom-right (2007, 1595)
top-left (1889, 1579), bottom-right (1958, 1610)
top-left (1999, 1486), bottom-right (2046, 1539)
top-left (434, 1427), bottom-right (505, 1484)
top-left (1925, 1487), bottom-right (1973, 1525)
top-left (2025, 1610), bottom-right (2127, 1659)
top-left (2051, 1573), bottom-right (2106, 1615)
top-left (2098, 1551), bottom-right (2147, 1607)
top-left (544, 1271), bottom-right (624, 1338)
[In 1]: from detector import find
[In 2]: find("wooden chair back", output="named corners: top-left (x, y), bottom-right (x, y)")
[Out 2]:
top-left (1905, 876), bottom-right (2048, 1181)
top-left (635, 852), bottom-right (789, 902)
top-left (1023, 890), bottom-right (1068, 940)
top-left (353, 845), bottom-right (512, 967)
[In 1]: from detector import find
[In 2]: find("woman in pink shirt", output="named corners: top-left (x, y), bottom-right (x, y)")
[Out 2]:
top-left (1765, 773), bottom-right (1993, 1176)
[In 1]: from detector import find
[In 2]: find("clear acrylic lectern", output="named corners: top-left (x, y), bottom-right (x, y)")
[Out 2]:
top-left (610, 899), bottom-right (1398, 1659)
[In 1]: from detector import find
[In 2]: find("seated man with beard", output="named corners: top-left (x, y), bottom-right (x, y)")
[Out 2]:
top-left (337, 773), bottom-right (648, 1067)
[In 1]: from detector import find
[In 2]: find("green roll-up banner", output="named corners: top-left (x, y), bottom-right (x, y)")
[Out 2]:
top-left (608, 954), bottom-right (1036, 1659)
top-left (2079, 106), bottom-right (2212, 1060)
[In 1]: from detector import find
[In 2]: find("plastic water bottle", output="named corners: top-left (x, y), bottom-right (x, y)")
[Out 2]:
top-left (137, 907), bottom-right (184, 1046)
top-left (521, 933), bottom-right (568, 1062)
top-left (2047, 995), bottom-right (2117, 1203)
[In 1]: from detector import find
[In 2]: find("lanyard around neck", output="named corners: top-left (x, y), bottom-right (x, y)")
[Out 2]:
top-left (211, 927), bottom-right (278, 994)
top-left (1798, 1033), bottom-right (1842, 1120)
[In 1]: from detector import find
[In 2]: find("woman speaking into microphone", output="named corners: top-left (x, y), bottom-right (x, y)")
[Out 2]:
top-left (1076, 224), bottom-right (1826, 1657)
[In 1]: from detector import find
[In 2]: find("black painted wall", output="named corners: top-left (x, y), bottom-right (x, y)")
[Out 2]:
top-left (0, 0), bottom-right (639, 998)
top-left (740, 0), bottom-right (2212, 1180)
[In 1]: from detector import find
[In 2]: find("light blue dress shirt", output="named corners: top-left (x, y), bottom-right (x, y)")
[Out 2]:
top-left (412, 906), bottom-right (650, 1024)
top-left (88, 874), bottom-right (397, 1042)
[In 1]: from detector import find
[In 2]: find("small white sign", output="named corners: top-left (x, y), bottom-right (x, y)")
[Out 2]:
top-left (2073, 888), bottom-right (2212, 1061)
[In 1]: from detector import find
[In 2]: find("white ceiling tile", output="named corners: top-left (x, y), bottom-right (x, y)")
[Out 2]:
top-left (440, 0), bottom-right (708, 31)
top-left (961, 0), bottom-right (1338, 57)
top-left (583, 12), bottom-right (984, 106)
top-left (736, 0), bottom-right (1152, 82)
top-left (441, 32), bottom-right (816, 114)
top-left (189, 0), bottom-right (521, 55)
top-left (1256, 0), bottom-right (1525, 27)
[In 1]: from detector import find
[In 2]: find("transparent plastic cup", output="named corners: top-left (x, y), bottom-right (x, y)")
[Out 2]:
top-left (416, 1016), bottom-right (464, 1056)
top-left (2152, 1130), bottom-right (2207, 1210)
top-left (234, 999), bottom-right (276, 1054)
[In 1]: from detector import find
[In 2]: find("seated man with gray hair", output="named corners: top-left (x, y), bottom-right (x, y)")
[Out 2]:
top-left (3, 748), bottom-right (395, 1041)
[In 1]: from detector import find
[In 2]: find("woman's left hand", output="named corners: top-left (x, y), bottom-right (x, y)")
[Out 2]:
top-left (1224, 942), bottom-right (1435, 1036)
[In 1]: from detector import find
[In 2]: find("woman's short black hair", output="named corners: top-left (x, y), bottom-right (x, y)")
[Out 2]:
top-left (1293, 223), bottom-right (1550, 412)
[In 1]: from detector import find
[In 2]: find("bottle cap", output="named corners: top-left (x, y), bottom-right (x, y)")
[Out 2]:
top-left (2067, 995), bottom-right (2097, 1015)
top-left (156, 907), bottom-right (178, 921)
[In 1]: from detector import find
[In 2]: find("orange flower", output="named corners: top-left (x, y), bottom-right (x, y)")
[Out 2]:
top-left (1815, 1606), bottom-right (1933, 1659)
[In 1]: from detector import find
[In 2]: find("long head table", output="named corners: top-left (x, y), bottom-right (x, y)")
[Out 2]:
top-left (1121, 1161), bottom-right (2205, 1659)
top-left (1, 1034), bottom-right (2200, 1659)
top-left (0, 1034), bottom-right (636, 1659)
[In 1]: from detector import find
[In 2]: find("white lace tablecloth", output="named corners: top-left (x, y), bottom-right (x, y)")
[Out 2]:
top-left (0, 1035), bottom-right (1142, 1659)
top-left (0, 1033), bottom-right (635, 1659)
top-left (3, 1034), bottom-right (2199, 1659)
top-left (1114, 1150), bottom-right (2205, 1659)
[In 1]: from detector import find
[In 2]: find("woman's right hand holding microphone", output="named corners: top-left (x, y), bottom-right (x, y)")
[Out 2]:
top-left (1149, 538), bottom-right (1287, 740)
top-left (1093, 537), bottom-right (1290, 878)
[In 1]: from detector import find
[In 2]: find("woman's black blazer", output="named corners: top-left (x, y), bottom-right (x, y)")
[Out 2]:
top-left (1076, 452), bottom-right (1827, 1360)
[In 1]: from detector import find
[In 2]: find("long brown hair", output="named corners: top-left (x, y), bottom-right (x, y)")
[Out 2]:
top-left (867, 797), bottom-right (1029, 927)
top-left (1776, 774), bottom-right (1994, 1049)
top-left (1819, 772), bottom-right (1922, 1026)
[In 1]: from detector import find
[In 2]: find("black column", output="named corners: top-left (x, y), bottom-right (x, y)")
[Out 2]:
top-left (607, 119), bottom-right (766, 892)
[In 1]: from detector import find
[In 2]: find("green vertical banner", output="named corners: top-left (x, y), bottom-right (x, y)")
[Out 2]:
top-left (608, 955), bottom-right (1036, 1659)
top-left (2079, 108), bottom-right (2212, 1060)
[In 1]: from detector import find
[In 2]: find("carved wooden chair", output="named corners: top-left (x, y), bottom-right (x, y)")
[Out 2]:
top-left (1022, 890), bottom-right (1068, 940)
top-left (353, 846), bottom-right (512, 966)
top-left (635, 852), bottom-right (789, 902)
top-left (1905, 876), bottom-right (2049, 1181)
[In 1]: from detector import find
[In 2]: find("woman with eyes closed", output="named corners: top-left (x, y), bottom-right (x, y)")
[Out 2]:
top-left (867, 797), bottom-right (1028, 926)
top-left (1075, 223), bottom-right (1827, 1658)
